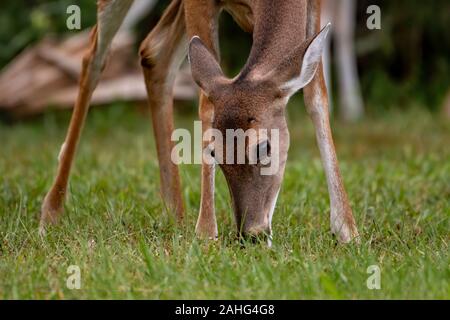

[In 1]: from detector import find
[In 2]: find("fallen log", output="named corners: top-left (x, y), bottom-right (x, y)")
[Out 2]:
top-left (0, 30), bottom-right (197, 118)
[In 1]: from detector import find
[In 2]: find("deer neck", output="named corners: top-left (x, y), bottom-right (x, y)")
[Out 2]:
top-left (238, 0), bottom-right (308, 80)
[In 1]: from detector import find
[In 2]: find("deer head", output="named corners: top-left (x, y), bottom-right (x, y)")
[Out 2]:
top-left (188, 24), bottom-right (330, 240)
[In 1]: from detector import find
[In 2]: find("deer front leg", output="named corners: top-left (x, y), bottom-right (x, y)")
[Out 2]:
top-left (196, 94), bottom-right (218, 239)
top-left (40, 0), bottom-right (134, 230)
top-left (185, 0), bottom-right (221, 239)
top-left (303, 63), bottom-right (359, 243)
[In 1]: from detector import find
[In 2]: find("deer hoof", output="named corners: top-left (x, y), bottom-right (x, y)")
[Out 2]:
top-left (195, 223), bottom-right (218, 241)
top-left (39, 194), bottom-right (64, 230)
top-left (331, 219), bottom-right (360, 244)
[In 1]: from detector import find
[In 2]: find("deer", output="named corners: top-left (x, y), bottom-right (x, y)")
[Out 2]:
top-left (40, 0), bottom-right (359, 244)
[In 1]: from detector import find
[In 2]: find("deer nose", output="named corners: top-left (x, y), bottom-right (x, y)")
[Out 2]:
top-left (241, 223), bottom-right (271, 243)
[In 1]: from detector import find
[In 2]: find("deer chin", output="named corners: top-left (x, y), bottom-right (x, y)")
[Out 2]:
top-left (256, 187), bottom-right (280, 248)
top-left (225, 174), bottom-right (281, 243)
top-left (267, 188), bottom-right (280, 231)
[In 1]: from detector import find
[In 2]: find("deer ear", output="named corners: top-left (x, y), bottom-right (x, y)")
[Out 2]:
top-left (188, 36), bottom-right (226, 99)
top-left (279, 23), bottom-right (331, 96)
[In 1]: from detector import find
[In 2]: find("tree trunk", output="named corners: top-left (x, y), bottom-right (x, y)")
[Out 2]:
top-left (335, 0), bottom-right (364, 122)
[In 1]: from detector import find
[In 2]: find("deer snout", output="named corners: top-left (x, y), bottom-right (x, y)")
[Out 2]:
top-left (244, 223), bottom-right (270, 235)
top-left (240, 222), bottom-right (272, 245)
top-left (240, 218), bottom-right (271, 238)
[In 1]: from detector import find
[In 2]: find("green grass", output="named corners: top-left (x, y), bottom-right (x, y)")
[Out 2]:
top-left (0, 102), bottom-right (449, 299)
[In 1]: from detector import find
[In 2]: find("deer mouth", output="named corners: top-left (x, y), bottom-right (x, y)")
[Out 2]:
top-left (231, 186), bottom-right (281, 247)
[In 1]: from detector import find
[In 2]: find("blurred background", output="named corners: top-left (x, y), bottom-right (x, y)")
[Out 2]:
top-left (0, 0), bottom-right (450, 119)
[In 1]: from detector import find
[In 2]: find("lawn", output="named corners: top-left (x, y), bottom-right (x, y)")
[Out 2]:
top-left (0, 101), bottom-right (449, 299)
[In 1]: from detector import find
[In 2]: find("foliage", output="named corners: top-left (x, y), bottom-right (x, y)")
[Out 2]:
top-left (0, 1), bottom-right (96, 68)
top-left (357, 0), bottom-right (450, 110)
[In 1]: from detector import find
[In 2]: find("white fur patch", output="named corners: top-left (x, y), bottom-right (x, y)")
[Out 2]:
top-left (58, 142), bottom-right (66, 163)
top-left (266, 188), bottom-right (280, 247)
top-left (281, 23), bottom-right (331, 96)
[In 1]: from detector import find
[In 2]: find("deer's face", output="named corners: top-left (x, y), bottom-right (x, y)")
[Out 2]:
top-left (188, 25), bottom-right (330, 240)
top-left (210, 81), bottom-right (290, 238)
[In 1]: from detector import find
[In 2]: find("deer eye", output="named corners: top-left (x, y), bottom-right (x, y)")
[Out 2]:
top-left (248, 117), bottom-right (256, 124)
